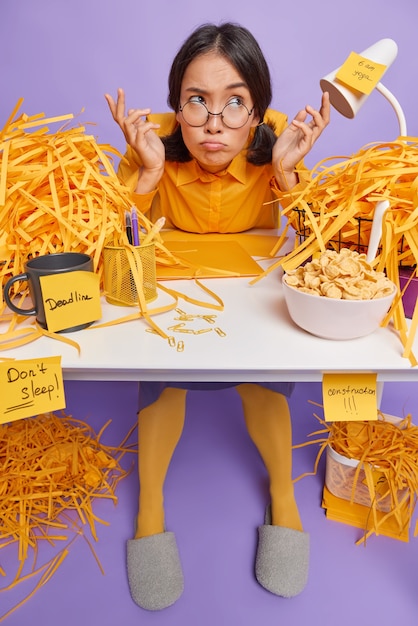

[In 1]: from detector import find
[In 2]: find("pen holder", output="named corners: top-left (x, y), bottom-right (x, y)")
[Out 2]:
top-left (102, 244), bottom-right (157, 306)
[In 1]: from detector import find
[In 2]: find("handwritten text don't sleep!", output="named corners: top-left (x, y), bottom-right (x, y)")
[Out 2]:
top-left (0, 356), bottom-right (65, 423)
top-left (7, 362), bottom-right (60, 402)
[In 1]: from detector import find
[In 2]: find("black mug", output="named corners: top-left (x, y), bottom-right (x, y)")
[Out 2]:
top-left (3, 252), bottom-right (94, 332)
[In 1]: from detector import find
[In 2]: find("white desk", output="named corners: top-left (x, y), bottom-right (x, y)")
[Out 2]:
top-left (1, 262), bottom-right (417, 383)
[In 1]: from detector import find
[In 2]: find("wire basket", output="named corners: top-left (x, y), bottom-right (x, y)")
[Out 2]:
top-left (291, 207), bottom-right (413, 267)
top-left (325, 445), bottom-right (395, 512)
top-left (102, 244), bottom-right (157, 306)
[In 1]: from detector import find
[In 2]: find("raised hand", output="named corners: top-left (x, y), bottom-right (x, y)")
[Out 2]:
top-left (105, 88), bottom-right (165, 173)
top-left (273, 91), bottom-right (330, 182)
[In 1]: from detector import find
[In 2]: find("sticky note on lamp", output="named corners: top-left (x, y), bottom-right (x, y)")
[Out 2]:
top-left (336, 52), bottom-right (387, 95)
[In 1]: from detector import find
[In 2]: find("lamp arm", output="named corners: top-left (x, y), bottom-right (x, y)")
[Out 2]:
top-left (375, 82), bottom-right (407, 137)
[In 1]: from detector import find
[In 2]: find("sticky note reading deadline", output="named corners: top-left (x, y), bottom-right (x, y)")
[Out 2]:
top-left (0, 356), bottom-right (65, 423)
top-left (322, 373), bottom-right (378, 422)
top-left (40, 270), bottom-right (101, 332)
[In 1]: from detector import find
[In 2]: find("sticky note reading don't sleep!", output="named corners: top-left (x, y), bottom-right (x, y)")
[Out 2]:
top-left (0, 356), bottom-right (65, 423)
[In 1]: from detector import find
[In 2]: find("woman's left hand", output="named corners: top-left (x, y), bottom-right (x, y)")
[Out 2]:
top-left (272, 91), bottom-right (330, 183)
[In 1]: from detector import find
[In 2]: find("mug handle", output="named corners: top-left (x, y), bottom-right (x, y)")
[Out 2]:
top-left (3, 273), bottom-right (37, 316)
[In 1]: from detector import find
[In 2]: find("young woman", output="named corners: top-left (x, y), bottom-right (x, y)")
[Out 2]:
top-left (106, 22), bottom-right (329, 611)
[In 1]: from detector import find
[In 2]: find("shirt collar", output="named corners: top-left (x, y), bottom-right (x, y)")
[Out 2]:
top-left (176, 149), bottom-right (248, 186)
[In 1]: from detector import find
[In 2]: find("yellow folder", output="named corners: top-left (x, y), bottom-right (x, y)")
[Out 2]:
top-left (157, 231), bottom-right (280, 279)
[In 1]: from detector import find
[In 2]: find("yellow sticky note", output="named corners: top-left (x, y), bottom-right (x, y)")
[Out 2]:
top-left (0, 356), bottom-right (65, 423)
top-left (322, 373), bottom-right (378, 422)
top-left (40, 271), bottom-right (102, 332)
top-left (336, 52), bottom-right (387, 95)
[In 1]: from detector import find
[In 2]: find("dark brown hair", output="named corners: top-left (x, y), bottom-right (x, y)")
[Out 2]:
top-left (162, 22), bottom-right (278, 165)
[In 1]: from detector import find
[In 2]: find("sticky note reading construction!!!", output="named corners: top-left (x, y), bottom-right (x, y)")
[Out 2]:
top-left (322, 373), bottom-right (378, 422)
top-left (40, 270), bottom-right (102, 332)
top-left (335, 52), bottom-right (387, 95)
top-left (0, 356), bottom-right (65, 423)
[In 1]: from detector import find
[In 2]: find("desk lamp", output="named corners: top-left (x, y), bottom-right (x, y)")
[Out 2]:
top-left (320, 38), bottom-right (407, 136)
top-left (319, 38), bottom-right (408, 262)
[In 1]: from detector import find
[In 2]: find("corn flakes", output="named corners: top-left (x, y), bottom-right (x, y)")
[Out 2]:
top-left (283, 248), bottom-right (394, 300)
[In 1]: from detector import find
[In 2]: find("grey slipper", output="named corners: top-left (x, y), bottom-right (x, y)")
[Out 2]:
top-left (127, 532), bottom-right (184, 611)
top-left (255, 509), bottom-right (309, 598)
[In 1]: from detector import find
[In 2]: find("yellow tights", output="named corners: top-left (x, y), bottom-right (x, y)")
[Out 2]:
top-left (135, 384), bottom-right (302, 539)
top-left (135, 387), bottom-right (187, 539)
top-left (236, 384), bottom-right (303, 531)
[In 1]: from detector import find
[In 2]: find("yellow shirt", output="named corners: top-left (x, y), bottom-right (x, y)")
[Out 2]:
top-left (118, 109), bottom-right (309, 234)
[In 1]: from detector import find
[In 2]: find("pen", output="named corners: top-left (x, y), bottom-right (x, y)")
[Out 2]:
top-left (142, 216), bottom-right (166, 246)
top-left (125, 210), bottom-right (133, 244)
top-left (131, 206), bottom-right (140, 246)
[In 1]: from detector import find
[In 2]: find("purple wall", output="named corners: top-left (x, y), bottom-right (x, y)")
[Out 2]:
top-left (1, 0), bottom-right (416, 168)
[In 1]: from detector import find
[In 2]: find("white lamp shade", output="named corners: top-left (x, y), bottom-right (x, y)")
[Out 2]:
top-left (320, 38), bottom-right (398, 118)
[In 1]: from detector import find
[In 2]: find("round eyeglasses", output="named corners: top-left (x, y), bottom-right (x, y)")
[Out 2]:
top-left (179, 100), bottom-right (254, 129)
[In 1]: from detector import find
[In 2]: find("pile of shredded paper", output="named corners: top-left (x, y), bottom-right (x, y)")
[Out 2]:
top-left (0, 99), bottom-right (156, 292)
top-left (0, 411), bottom-right (136, 621)
top-left (295, 409), bottom-right (418, 545)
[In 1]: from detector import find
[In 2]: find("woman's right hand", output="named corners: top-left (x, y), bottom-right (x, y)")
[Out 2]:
top-left (105, 88), bottom-right (165, 180)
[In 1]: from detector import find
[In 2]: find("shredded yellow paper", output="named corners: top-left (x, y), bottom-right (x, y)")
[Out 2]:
top-left (0, 104), bottom-right (152, 293)
top-left (0, 411), bottom-right (136, 621)
top-left (294, 408), bottom-right (418, 545)
top-left (282, 139), bottom-right (418, 271)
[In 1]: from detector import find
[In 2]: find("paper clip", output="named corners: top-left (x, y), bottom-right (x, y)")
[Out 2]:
top-left (201, 315), bottom-right (217, 324)
top-left (176, 341), bottom-right (185, 352)
top-left (168, 323), bottom-right (186, 331)
top-left (174, 314), bottom-right (195, 321)
top-left (168, 336), bottom-right (176, 347)
top-left (175, 308), bottom-right (187, 315)
top-left (194, 328), bottom-right (213, 335)
top-left (214, 327), bottom-right (226, 337)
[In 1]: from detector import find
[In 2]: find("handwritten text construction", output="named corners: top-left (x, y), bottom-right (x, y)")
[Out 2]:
top-left (326, 384), bottom-right (376, 397)
top-left (0, 356), bottom-right (65, 423)
top-left (322, 373), bottom-right (378, 422)
top-left (335, 51), bottom-right (387, 95)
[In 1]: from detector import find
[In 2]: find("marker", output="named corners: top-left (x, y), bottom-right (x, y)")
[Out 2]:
top-left (125, 210), bottom-right (133, 244)
top-left (131, 206), bottom-right (140, 246)
top-left (142, 216), bottom-right (166, 245)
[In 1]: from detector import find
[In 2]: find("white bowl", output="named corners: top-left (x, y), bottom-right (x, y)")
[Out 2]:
top-left (281, 276), bottom-right (396, 340)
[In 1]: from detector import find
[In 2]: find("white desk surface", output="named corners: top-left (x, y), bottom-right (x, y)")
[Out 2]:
top-left (1, 256), bottom-right (417, 383)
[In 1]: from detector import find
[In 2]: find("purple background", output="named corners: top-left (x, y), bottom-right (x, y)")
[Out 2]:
top-left (1, 1), bottom-right (418, 624)
top-left (1, 0), bottom-right (416, 166)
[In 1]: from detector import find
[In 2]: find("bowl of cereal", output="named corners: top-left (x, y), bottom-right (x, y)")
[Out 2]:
top-left (282, 249), bottom-right (397, 340)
